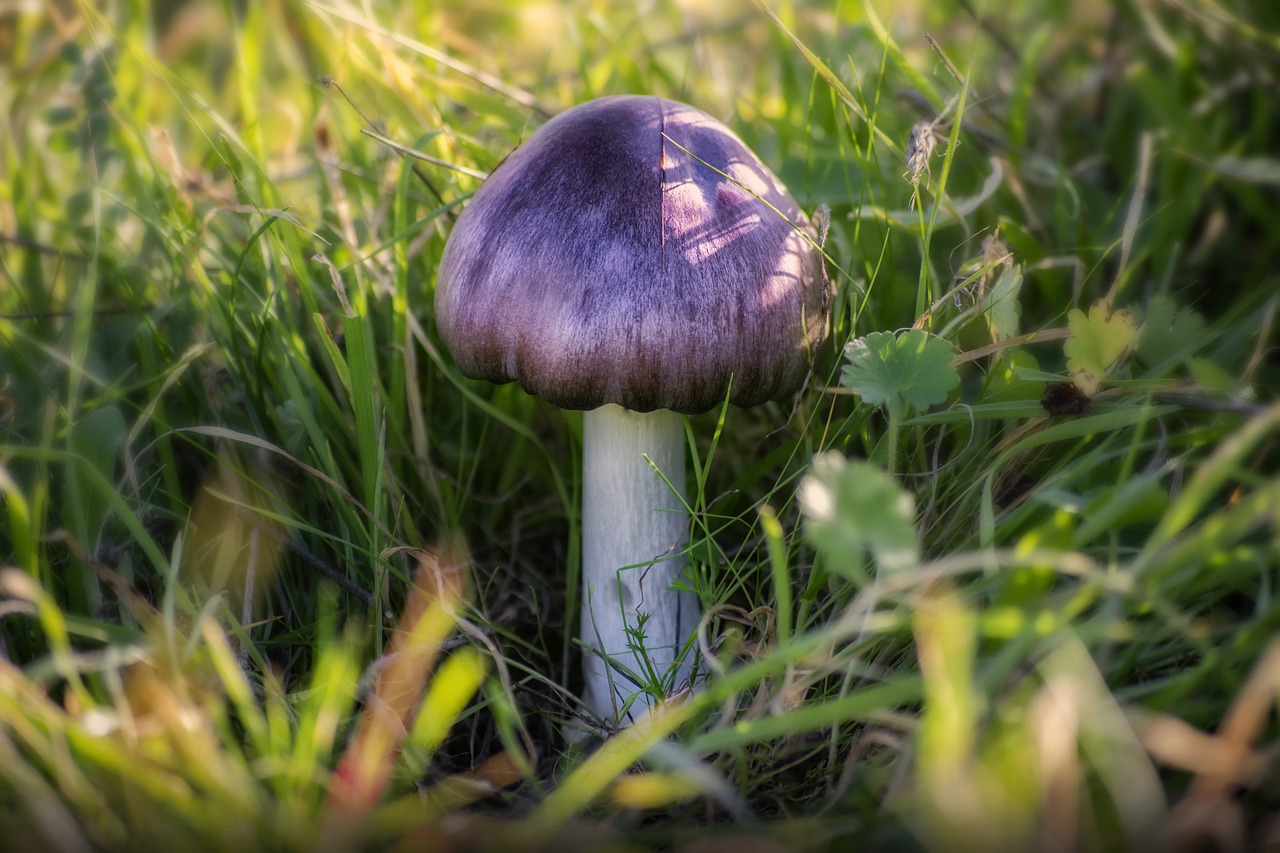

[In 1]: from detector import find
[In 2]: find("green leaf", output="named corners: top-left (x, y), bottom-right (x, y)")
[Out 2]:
top-left (841, 329), bottom-right (960, 422)
top-left (0, 465), bottom-right (37, 573)
top-left (978, 265), bottom-right (1022, 341)
top-left (405, 647), bottom-right (489, 772)
top-left (217, 134), bottom-right (253, 207)
top-left (986, 351), bottom-right (1043, 402)
top-left (71, 405), bottom-right (127, 543)
top-left (798, 452), bottom-right (920, 576)
top-left (43, 105), bottom-right (79, 126)
top-left (1187, 356), bottom-right (1245, 396)
top-left (1063, 299), bottom-right (1139, 395)
top-left (1208, 155), bottom-right (1280, 187)
top-left (1135, 296), bottom-right (1205, 368)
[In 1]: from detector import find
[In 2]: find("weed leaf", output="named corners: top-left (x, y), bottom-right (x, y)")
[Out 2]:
top-left (987, 351), bottom-right (1043, 402)
top-left (1136, 296), bottom-right (1205, 368)
top-left (979, 265), bottom-right (1023, 341)
top-left (1187, 356), bottom-right (1245, 396)
top-left (841, 329), bottom-right (959, 421)
top-left (799, 451), bottom-right (920, 576)
top-left (1064, 299), bottom-right (1138, 395)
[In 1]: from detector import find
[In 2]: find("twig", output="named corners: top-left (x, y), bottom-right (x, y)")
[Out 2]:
top-left (949, 327), bottom-right (1072, 365)
top-left (924, 34), bottom-right (967, 89)
top-left (266, 528), bottom-right (387, 619)
top-left (359, 127), bottom-right (490, 180)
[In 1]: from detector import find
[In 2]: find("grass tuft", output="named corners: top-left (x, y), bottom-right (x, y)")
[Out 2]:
top-left (1, 0), bottom-right (1278, 850)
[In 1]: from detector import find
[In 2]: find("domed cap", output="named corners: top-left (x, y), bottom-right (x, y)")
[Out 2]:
top-left (434, 94), bottom-right (829, 415)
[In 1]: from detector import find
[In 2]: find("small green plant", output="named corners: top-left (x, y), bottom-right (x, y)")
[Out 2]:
top-left (1, 0), bottom-right (1277, 850)
top-left (840, 329), bottom-right (960, 473)
top-left (1064, 298), bottom-right (1140, 395)
top-left (798, 452), bottom-right (920, 581)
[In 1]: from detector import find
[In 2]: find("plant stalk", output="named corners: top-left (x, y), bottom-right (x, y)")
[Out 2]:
top-left (580, 404), bottom-right (698, 724)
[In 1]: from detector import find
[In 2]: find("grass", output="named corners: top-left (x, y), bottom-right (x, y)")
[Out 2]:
top-left (1, 0), bottom-right (1278, 850)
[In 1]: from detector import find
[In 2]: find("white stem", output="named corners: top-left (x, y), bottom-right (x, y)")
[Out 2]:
top-left (580, 404), bottom-right (699, 724)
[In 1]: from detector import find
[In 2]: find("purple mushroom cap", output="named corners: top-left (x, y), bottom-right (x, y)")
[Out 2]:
top-left (434, 94), bottom-right (829, 415)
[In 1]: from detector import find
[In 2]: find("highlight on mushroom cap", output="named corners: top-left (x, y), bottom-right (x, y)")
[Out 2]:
top-left (435, 94), bottom-right (830, 415)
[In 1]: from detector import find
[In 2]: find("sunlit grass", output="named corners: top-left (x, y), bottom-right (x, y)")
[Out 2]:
top-left (2, 0), bottom-right (1278, 850)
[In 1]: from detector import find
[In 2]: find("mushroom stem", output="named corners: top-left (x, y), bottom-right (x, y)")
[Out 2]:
top-left (580, 403), bottom-right (698, 723)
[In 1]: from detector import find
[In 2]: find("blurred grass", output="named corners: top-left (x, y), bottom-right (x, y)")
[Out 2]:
top-left (1, 0), bottom-right (1279, 850)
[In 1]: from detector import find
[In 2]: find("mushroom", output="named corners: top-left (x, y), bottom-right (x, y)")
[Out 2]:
top-left (434, 94), bottom-right (828, 727)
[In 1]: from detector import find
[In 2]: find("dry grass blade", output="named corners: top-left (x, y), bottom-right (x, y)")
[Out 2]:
top-left (325, 551), bottom-right (467, 826)
top-left (1107, 131), bottom-right (1155, 305)
top-left (305, 0), bottom-right (553, 116)
top-left (533, 697), bottom-right (698, 828)
top-left (1031, 675), bottom-right (1082, 853)
top-left (3, 1), bottom-right (1277, 849)
top-left (1153, 640), bottom-right (1280, 852)
top-left (377, 750), bottom-right (531, 840)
